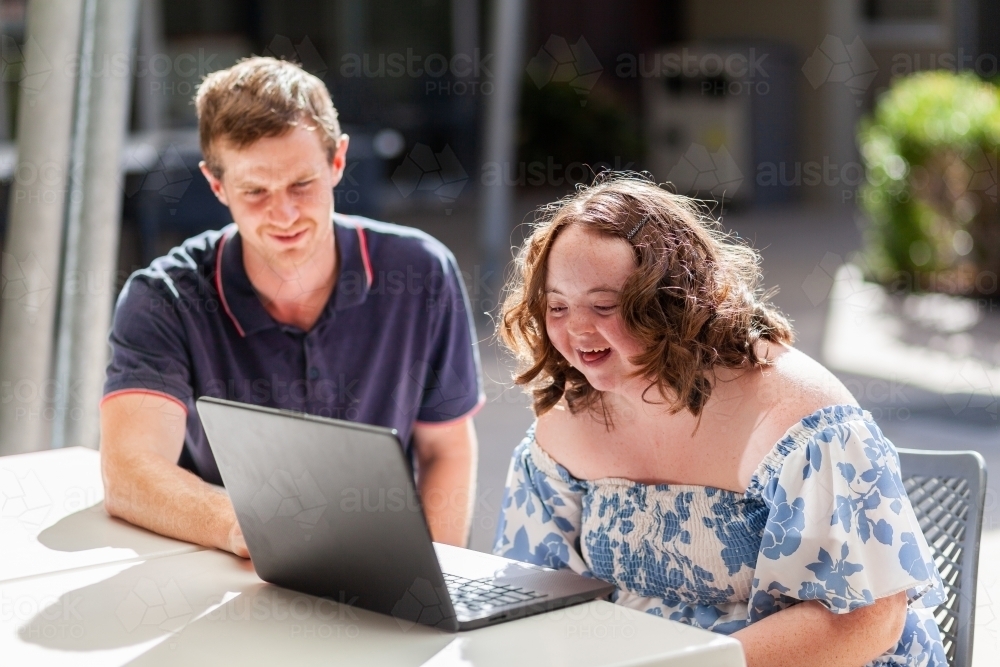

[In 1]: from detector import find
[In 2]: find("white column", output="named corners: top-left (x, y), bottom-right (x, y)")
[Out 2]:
top-left (134, 0), bottom-right (165, 133)
top-left (479, 0), bottom-right (526, 284)
top-left (51, 0), bottom-right (141, 450)
top-left (823, 0), bottom-right (861, 206)
top-left (0, 0), bottom-right (86, 455)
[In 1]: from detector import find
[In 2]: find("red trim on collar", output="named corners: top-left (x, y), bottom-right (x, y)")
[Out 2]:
top-left (356, 226), bottom-right (373, 289)
top-left (214, 231), bottom-right (246, 338)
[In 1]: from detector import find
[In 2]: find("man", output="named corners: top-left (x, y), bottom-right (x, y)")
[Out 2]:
top-left (100, 57), bottom-right (484, 557)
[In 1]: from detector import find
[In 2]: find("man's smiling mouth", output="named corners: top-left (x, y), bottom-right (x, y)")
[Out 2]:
top-left (270, 229), bottom-right (307, 244)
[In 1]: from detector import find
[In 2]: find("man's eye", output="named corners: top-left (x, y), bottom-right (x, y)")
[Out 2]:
top-left (245, 189), bottom-right (265, 197)
top-left (293, 181), bottom-right (312, 188)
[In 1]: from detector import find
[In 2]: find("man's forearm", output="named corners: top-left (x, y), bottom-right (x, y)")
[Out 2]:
top-left (412, 417), bottom-right (479, 546)
top-left (418, 451), bottom-right (475, 546)
top-left (102, 447), bottom-right (238, 553)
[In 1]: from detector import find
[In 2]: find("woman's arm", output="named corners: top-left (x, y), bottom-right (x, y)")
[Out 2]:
top-left (733, 592), bottom-right (908, 667)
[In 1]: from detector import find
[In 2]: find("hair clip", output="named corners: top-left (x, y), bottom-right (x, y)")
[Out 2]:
top-left (625, 215), bottom-right (648, 240)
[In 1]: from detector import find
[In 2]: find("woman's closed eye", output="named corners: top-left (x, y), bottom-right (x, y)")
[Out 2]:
top-left (548, 304), bottom-right (616, 314)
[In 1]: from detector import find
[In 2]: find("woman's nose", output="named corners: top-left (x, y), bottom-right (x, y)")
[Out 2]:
top-left (566, 309), bottom-right (595, 336)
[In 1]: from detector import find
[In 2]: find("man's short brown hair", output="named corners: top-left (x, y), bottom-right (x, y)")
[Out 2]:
top-left (195, 56), bottom-right (342, 178)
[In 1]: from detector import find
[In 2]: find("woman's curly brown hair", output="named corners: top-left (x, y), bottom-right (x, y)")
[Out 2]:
top-left (498, 172), bottom-right (794, 419)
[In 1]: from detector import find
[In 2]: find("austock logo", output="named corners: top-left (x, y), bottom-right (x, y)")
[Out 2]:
top-left (1, 251), bottom-right (54, 323)
top-left (801, 35), bottom-right (877, 104)
top-left (390, 578), bottom-right (454, 631)
top-left (943, 367), bottom-right (999, 420)
top-left (526, 35), bottom-right (602, 105)
top-left (958, 147), bottom-right (998, 203)
top-left (391, 360), bottom-right (474, 419)
top-left (251, 469), bottom-right (328, 540)
top-left (391, 144), bottom-right (469, 214)
top-left (0, 467), bottom-right (52, 528)
top-left (801, 252), bottom-right (845, 307)
top-left (666, 143), bottom-right (744, 200)
top-left (115, 577), bottom-right (194, 633)
top-left (0, 35), bottom-right (52, 104)
top-left (263, 35), bottom-right (327, 77)
top-left (121, 143), bottom-right (193, 213)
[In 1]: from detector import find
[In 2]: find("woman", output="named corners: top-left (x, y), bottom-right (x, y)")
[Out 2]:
top-left (494, 174), bottom-right (946, 666)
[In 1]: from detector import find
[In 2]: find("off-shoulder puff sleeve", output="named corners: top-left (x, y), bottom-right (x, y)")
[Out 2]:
top-left (492, 424), bottom-right (593, 575)
top-left (749, 408), bottom-right (946, 619)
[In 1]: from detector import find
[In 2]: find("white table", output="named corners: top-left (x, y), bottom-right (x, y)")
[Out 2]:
top-left (0, 448), bottom-right (200, 583)
top-left (0, 448), bottom-right (746, 666)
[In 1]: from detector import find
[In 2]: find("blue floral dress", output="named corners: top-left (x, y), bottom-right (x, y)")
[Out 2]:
top-left (493, 405), bottom-right (947, 666)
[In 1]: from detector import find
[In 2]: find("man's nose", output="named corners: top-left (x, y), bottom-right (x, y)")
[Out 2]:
top-left (269, 190), bottom-right (299, 226)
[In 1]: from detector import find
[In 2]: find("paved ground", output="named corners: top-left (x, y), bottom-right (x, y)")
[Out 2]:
top-left (974, 531), bottom-right (1000, 665)
top-left (393, 198), bottom-right (1000, 663)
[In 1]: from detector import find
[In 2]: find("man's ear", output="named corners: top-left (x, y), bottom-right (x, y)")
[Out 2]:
top-left (328, 134), bottom-right (351, 188)
top-left (199, 160), bottom-right (230, 207)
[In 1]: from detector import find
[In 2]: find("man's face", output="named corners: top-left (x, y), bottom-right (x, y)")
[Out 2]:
top-left (200, 125), bottom-right (350, 270)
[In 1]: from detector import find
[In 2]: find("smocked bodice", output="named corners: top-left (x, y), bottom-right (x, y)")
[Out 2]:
top-left (528, 438), bottom-right (768, 605)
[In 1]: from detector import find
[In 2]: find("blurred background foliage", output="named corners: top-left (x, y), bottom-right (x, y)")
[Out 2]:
top-left (859, 71), bottom-right (1000, 297)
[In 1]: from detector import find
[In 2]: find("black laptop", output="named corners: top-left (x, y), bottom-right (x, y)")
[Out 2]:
top-left (196, 397), bottom-right (614, 632)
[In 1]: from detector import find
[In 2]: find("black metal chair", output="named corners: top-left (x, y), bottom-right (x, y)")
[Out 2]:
top-left (897, 448), bottom-right (988, 667)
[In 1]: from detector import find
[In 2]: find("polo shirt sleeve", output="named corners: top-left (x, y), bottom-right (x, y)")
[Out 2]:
top-left (414, 250), bottom-right (485, 425)
top-left (103, 273), bottom-right (193, 409)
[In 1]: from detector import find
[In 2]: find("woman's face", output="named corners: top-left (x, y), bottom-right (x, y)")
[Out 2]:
top-left (544, 224), bottom-right (646, 393)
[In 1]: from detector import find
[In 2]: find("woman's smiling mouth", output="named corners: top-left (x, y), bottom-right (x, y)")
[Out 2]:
top-left (578, 347), bottom-right (611, 364)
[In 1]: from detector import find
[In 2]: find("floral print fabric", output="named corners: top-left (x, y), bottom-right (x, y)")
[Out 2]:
top-left (493, 405), bottom-right (947, 666)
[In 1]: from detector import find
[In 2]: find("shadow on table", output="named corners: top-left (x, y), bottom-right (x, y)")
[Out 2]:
top-left (18, 552), bottom-right (252, 652)
top-left (122, 590), bottom-right (456, 666)
top-left (19, 551), bottom-right (453, 664)
top-left (37, 502), bottom-right (199, 554)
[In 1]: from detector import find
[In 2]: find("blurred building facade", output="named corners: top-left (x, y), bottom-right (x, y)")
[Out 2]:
top-left (0, 0), bottom-right (992, 257)
top-left (0, 0), bottom-right (995, 454)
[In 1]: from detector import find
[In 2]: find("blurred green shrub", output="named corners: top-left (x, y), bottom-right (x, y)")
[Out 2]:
top-left (858, 71), bottom-right (1000, 297)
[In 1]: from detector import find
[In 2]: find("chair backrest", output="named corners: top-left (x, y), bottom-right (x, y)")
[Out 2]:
top-left (897, 448), bottom-right (987, 667)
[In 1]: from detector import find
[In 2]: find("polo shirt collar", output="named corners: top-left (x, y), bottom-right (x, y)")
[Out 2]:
top-left (215, 215), bottom-right (373, 338)
top-left (330, 213), bottom-right (373, 311)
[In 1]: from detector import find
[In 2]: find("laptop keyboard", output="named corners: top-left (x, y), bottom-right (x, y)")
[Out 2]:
top-left (443, 573), bottom-right (546, 612)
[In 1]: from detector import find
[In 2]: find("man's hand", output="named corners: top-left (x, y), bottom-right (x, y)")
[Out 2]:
top-left (412, 416), bottom-right (479, 546)
top-left (227, 519), bottom-right (249, 558)
top-left (101, 391), bottom-right (249, 558)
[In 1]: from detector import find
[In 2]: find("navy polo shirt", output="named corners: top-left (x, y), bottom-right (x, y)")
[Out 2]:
top-left (103, 213), bottom-right (484, 485)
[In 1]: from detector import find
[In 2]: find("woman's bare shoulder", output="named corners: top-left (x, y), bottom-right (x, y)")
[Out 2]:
top-left (732, 345), bottom-right (860, 487)
top-left (746, 345), bottom-right (858, 444)
top-left (535, 401), bottom-right (580, 449)
top-left (533, 400), bottom-right (605, 471)
top-left (764, 345), bottom-right (858, 411)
